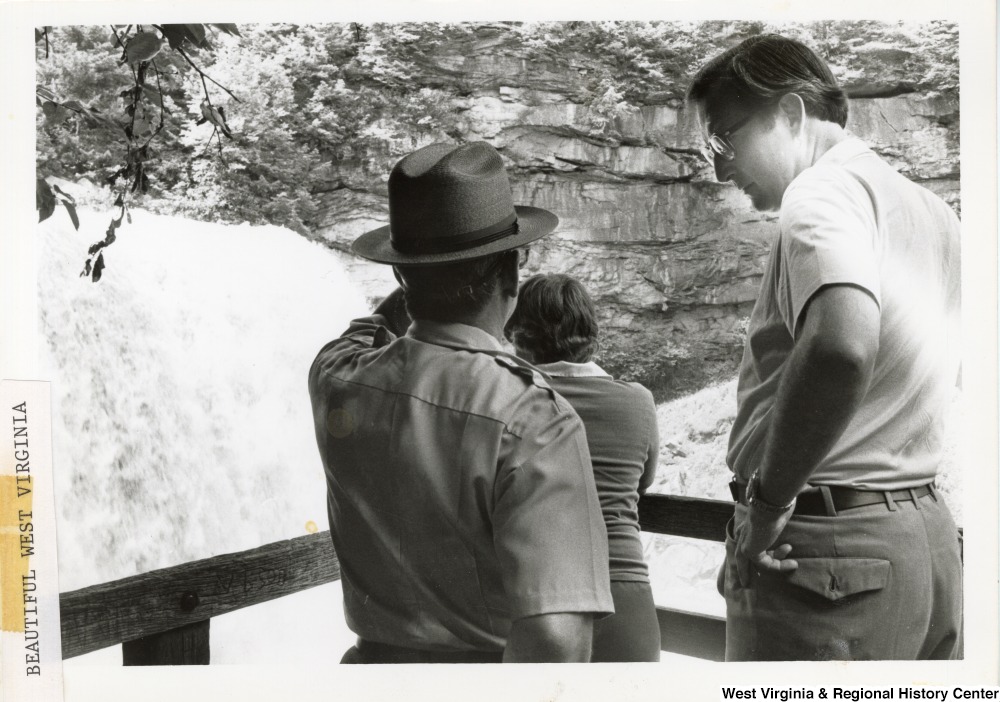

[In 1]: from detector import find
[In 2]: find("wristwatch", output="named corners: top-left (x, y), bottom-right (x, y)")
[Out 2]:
top-left (746, 469), bottom-right (796, 514)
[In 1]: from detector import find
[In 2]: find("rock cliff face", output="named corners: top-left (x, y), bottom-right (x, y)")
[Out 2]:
top-left (311, 21), bottom-right (959, 399)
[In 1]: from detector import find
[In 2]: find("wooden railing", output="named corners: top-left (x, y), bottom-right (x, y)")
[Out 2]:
top-left (59, 494), bottom-right (735, 664)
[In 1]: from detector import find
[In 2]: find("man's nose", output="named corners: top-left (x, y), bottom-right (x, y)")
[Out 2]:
top-left (714, 154), bottom-right (735, 184)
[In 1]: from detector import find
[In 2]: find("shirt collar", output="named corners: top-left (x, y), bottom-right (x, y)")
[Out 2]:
top-left (406, 319), bottom-right (505, 353)
top-left (533, 360), bottom-right (611, 378)
top-left (814, 135), bottom-right (872, 168)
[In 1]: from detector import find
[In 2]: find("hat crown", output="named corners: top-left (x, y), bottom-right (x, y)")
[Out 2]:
top-left (388, 142), bottom-right (517, 255)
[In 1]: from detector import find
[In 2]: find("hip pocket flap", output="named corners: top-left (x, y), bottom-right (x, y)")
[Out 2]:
top-left (785, 558), bottom-right (890, 601)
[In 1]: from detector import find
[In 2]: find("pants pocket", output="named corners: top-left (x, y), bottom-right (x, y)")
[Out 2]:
top-left (780, 557), bottom-right (891, 602)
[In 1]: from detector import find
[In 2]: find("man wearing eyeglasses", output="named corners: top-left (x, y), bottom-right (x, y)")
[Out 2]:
top-left (309, 141), bottom-right (613, 663)
top-left (688, 35), bottom-right (962, 660)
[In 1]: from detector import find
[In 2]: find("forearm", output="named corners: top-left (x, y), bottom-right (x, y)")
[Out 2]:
top-left (757, 334), bottom-right (874, 506)
top-left (503, 613), bottom-right (593, 663)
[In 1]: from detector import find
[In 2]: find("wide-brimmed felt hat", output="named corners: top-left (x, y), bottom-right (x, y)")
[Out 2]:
top-left (352, 142), bottom-right (559, 265)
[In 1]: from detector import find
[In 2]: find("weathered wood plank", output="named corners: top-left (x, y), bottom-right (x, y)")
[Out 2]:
top-left (638, 493), bottom-right (734, 542)
top-left (60, 531), bottom-right (340, 659)
top-left (657, 606), bottom-right (726, 662)
top-left (122, 619), bottom-right (211, 665)
top-left (60, 492), bottom-right (957, 662)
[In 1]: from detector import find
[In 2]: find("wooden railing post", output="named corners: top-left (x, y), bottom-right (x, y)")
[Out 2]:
top-left (122, 619), bottom-right (210, 665)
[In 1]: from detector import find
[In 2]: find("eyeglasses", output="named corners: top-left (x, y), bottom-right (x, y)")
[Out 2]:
top-left (699, 113), bottom-right (754, 165)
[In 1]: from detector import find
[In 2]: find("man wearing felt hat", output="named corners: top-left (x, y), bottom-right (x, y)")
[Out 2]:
top-left (308, 141), bottom-right (614, 664)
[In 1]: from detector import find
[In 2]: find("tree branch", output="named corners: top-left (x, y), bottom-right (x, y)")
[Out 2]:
top-left (173, 43), bottom-right (243, 104)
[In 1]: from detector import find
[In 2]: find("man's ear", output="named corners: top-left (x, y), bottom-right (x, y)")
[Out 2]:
top-left (498, 251), bottom-right (519, 298)
top-left (777, 93), bottom-right (806, 133)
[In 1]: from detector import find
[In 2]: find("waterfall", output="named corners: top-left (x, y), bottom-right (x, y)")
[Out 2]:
top-left (38, 207), bottom-right (397, 662)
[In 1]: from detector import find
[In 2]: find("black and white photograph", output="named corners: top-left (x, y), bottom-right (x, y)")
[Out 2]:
top-left (2, 1), bottom-right (997, 700)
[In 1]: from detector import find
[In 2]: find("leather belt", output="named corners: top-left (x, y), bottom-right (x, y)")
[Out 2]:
top-left (730, 480), bottom-right (936, 517)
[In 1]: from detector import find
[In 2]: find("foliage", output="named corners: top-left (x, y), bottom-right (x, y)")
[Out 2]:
top-left (36, 23), bottom-right (241, 280)
top-left (37, 20), bottom-right (959, 280)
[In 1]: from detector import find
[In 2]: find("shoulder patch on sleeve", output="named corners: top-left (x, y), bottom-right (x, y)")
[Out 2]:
top-left (494, 354), bottom-right (554, 392)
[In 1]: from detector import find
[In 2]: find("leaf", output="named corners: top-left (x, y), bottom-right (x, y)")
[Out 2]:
top-left (51, 183), bottom-right (76, 204)
top-left (52, 185), bottom-right (80, 230)
top-left (92, 253), bottom-right (105, 283)
top-left (36, 178), bottom-right (55, 222)
top-left (211, 23), bottom-right (241, 37)
top-left (183, 24), bottom-right (207, 47)
top-left (81, 259), bottom-right (92, 278)
top-left (141, 84), bottom-right (164, 102)
top-left (133, 116), bottom-right (153, 137)
top-left (34, 28), bottom-right (43, 43)
top-left (42, 101), bottom-right (71, 125)
top-left (62, 201), bottom-right (80, 230)
top-left (125, 32), bottom-right (163, 63)
top-left (159, 24), bottom-right (190, 51)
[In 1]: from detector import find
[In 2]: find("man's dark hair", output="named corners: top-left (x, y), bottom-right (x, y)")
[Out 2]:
top-left (395, 251), bottom-right (512, 322)
top-left (505, 274), bottom-right (599, 364)
top-left (688, 34), bottom-right (848, 128)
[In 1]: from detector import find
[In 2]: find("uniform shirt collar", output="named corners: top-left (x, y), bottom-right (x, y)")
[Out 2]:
top-left (407, 319), bottom-right (505, 353)
top-left (534, 360), bottom-right (611, 378)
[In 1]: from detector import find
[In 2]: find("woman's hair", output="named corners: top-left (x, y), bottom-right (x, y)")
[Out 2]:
top-left (505, 273), bottom-right (599, 364)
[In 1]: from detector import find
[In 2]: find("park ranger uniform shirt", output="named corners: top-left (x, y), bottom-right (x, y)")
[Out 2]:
top-left (309, 314), bottom-right (613, 653)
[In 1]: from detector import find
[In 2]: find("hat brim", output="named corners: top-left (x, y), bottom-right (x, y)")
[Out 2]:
top-left (351, 206), bottom-right (559, 266)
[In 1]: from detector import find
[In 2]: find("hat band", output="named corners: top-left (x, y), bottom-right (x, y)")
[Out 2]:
top-left (391, 213), bottom-right (519, 255)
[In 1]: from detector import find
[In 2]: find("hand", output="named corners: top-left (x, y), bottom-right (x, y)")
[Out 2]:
top-left (372, 287), bottom-right (411, 337)
top-left (734, 506), bottom-right (798, 587)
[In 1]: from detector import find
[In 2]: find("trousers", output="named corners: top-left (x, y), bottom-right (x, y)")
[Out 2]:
top-left (591, 580), bottom-right (661, 662)
top-left (341, 638), bottom-right (504, 664)
top-left (723, 492), bottom-right (963, 661)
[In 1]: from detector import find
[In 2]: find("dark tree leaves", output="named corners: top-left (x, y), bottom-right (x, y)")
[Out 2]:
top-left (92, 252), bottom-right (106, 282)
top-left (52, 184), bottom-right (80, 230)
top-left (124, 31), bottom-right (163, 64)
top-left (159, 24), bottom-right (213, 51)
top-left (36, 178), bottom-right (56, 222)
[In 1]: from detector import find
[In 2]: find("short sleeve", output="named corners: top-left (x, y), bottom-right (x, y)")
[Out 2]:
top-left (492, 402), bottom-right (614, 620)
top-left (779, 166), bottom-right (881, 336)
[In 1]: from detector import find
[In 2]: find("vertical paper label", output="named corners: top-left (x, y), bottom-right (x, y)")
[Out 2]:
top-left (1, 380), bottom-right (63, 702)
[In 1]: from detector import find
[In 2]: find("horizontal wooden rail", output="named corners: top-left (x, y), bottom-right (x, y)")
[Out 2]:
top-left (639, 493), bottom-right (733, 542)
top-left (59, 494), bottom-right (735, 661)
top-left (60, 492), bottom-right (963, 663)
top-left (60, 531), bottom-right (341, 659)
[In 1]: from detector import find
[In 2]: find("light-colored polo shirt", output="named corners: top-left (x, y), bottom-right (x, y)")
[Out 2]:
top-left (309, 315), bottom-right (613, 653)
top-left (727, 138), bottom-right (961, 490)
